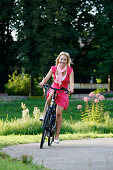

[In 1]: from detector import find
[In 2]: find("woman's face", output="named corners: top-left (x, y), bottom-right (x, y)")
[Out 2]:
top-left (59, 55), bottom-right (67, 68)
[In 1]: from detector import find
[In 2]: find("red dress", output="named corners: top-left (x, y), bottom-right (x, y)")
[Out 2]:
top-left (47, 66), bottom-right (73, 110)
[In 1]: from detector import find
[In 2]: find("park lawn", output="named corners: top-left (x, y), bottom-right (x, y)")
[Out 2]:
top-left (0, 97), bottom-right (45, 121)
top-left (0, 97), bottom-right (113, 136)
top-left (0, 96), bottom-right (113, 122)
top-left (0, 97), bottom-right (113, 145)
top-left (1, 133), bottom-right (113, 150)
top-left (0, 97), bottom-right (113, 170)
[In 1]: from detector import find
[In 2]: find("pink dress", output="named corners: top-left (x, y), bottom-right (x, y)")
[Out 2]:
top-left (47, 66), bottom-right (73, 110)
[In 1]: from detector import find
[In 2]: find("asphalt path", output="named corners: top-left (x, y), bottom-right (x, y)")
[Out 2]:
top-left (1, 138), bottom-right (113, 170)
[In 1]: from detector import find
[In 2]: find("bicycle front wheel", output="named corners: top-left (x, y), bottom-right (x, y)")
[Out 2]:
top-left (40, 129), bottom-right (47, 149)
top-left (40, 107), bottom-right (52, 148)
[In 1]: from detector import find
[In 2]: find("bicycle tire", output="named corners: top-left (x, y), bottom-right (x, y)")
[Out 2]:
top-left (48, 135), bottom-right (54, 146)
top-left (40, 129), bottom-right (47, 149)
top-left (40, 107), bottom-right (52, 149)
top-left (48, 115), bottom-right (56, 146)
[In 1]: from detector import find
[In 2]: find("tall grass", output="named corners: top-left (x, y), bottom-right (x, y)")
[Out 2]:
top-left (0, 152), bottom-right (48, 170)
top-left (0, 97), bottom-right (113, 136)
top-left (0, 97), bottom-right (45, 121)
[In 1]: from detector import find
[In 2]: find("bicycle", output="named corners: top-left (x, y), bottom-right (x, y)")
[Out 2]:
top-left (40, 84), bottom-right (69, 149)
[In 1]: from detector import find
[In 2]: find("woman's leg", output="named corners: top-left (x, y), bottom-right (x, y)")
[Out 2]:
top-left (55, 105), bottom-right (64, 139)
top-left (43, 92), bottom-right (54, 116)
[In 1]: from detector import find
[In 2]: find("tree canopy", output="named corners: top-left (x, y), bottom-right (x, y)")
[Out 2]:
top-left (0, 0), bottom-right (18, 92)
top-left (0, 0), bottom-right (113, 93)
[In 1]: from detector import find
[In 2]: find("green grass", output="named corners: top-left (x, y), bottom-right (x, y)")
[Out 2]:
top-left (0, 97), bottom-right (113, 136)
top-left (0, 135), bottom-right (49, 170)
top-left (0, 96), bottom-right (113, 121)
top-left (0, 96), bottom-right (113, 170)
top-left (0, 97), bottom-right (45, 121)
top-left (0, 153), bottom-right (47, 170)
top-left (0, 152), bottom-right (48, 170)
top-left (0, 135), bottom-right (42, 149)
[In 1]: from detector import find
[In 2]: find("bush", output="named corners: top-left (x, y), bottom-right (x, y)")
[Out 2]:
top-left (5, 71), bottom-right (43, 96)
top-left (93, 88), bottom-right (106, 94)
top-left (100, 92), bottom-right (113, 98)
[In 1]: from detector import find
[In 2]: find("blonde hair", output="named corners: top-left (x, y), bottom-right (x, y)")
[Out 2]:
top-left (55, 51), bottom-right (72, 67)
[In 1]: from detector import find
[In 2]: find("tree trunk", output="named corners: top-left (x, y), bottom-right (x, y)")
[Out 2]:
top-left (108, 75), bottom-right (110, 91)
top-left (108, 73), bottom-right (113, 91)
top-left (29, 74), bottom-right (34, 96)
top-left (110, 73), bottom-right (113, 91)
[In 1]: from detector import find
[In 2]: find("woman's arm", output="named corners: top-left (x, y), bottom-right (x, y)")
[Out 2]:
top-left (39, 68), bottom-right (53, 87)
top-left (69, 70), bottom-right (74, 94)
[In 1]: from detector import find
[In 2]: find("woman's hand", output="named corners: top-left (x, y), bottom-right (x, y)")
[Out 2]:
top-left (39, 82), bottom-right (44, 87)
top-left (69, 88), bottom-right (74, 94)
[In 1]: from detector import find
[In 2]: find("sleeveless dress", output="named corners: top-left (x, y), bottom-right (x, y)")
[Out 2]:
top-left (47, 66), bottom-right (73, 110)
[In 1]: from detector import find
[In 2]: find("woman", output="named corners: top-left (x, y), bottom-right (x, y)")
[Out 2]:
top-left (39, 51), bottom-right (74, 144)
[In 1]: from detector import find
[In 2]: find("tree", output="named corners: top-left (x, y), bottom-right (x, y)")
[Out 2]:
top-left (0, 0), bottom-right (18, 92)
top-left (15, 0), bottom-right (80, 95)
top-left (14, 0), bottom-right (113, 93)
top-left (86, 0), bottom-right (113, 90)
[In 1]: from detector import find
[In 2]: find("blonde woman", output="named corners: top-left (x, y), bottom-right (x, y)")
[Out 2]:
top-left (39, 52), bottom-right (74, 143)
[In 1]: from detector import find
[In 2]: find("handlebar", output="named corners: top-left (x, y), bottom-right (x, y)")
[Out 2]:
top-left (42, 84), bottom-right (70, 94)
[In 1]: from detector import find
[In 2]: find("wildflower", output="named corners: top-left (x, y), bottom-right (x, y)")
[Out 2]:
top-left (89, 92), bottom-right (95, 97)
top-left (33, 107), bottom-right (41, 119)
top-left (99, 95), bottom-right (105, 100)
top-left (96, 93), bottom-right (101, 98)
top-left (22, 108), bottom-right (29, 118)
top-left (94, 99), bottom-right (99, 103)
top-left (21, 102), bottom-right (26, 110)
top-left (77, 105), bottom-right (82, 109)
top-left (83, 97), bottom-right (90, 102)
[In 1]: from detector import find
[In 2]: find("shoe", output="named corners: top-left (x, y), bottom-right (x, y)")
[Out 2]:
top-left (39, 115), bottom-right (44, 121)
top-left (54, 138), bottom-right (59, 144)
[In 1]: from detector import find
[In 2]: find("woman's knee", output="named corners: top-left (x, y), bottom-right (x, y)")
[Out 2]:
top-left (47, 92), bottom-right (53, 103)
top-left (56, 105), bottom-right (63, 117)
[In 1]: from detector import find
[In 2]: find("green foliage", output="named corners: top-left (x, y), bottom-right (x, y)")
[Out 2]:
top-left (77, 92), bottom-right (106, 123)
top-left (5, 71), bottom-right (43, 96)
top-left (0, 153), bottom-right (48, 170)
top-left (21, 155), bottom-right (33, 164)
top-left (0, 135), bottom-right (42, 149)
top-left (1, 0), bottom-right (113, 92)
top-left (61, 120), bottom-right (113, 134)
top-left (0, 97), bottom-right (45, 121)
top-left (0, 98), bottom-right (113, 136)
top-left (0, 0), bottom-right (18, 92)
top-left (103, 93), bottom-right (113, 98)
top-left (0, 103), bottom-right (43, 135)
top-left (93, 88), bottom-right (106, 94)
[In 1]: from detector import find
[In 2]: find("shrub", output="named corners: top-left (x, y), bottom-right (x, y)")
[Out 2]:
top-left (5, 71), bottom-right (43, 96)
top-left (93, 88), bottom-right (106, 94)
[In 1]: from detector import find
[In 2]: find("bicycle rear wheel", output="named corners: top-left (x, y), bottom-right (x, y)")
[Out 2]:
top-left (48, 135), bottom-right (54, 146)
top-left (48, 118), bottom-right (56, 146)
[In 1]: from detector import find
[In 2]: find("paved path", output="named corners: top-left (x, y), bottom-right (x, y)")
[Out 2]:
top-left (1, 138), bottom-right (113, 170)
